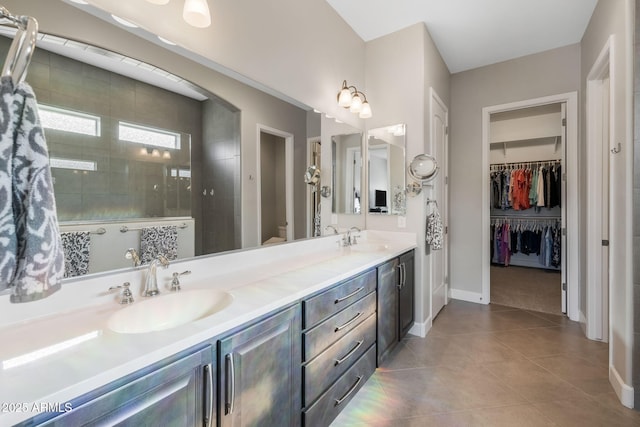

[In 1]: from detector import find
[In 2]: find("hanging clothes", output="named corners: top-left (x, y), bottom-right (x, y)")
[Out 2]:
top-left (0, 77), bottom-right (64, 302)
top-left (490, 217), bottom-right (561, 269)
top-left (490, 161), bottom-right (561, 211)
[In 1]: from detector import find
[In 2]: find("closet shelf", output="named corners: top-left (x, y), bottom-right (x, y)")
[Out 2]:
top-left (490, 136), bottom-right (561, 156)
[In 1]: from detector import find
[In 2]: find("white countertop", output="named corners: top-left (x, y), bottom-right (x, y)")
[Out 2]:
top-left (0, 230), bottom-right (416, 426)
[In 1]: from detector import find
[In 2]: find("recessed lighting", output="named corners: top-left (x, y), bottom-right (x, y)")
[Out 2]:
top-left (111, 14), bottom-right (138, 28)
top-left (157, 36), bottom-right (176, 46)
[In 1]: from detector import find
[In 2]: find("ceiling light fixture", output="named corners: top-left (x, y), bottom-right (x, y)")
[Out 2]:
top-left (111, 14), bottom-right (138, 28)
top-left (337, 80), bottom-right (372, 119)
top-left (183, 0), bottom-right (211, 28)
top-left (145, 0), bottom-right (212, 28)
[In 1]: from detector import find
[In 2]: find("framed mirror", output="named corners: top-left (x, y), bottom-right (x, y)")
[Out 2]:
top-left (331, 131), bottom-right (363, 215)
top-left (367, 124), bottom-right (406, 215)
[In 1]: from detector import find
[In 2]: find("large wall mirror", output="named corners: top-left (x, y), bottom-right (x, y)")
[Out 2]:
top-left (331, 130), bottom-right (363, 215)
top-left (367, 124), bottom-right (406, 215)
top-left (0, 0), bottom-right (317, 280)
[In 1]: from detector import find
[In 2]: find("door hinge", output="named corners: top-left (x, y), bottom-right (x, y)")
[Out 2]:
top-left (562, 173), bottom-right (566, 182)
top-left (562, 282), bottom-right (567, 291)
top-left (562, 228), bottom-right (566, 236)
top-left (602, 239), bottom-right (609, 246)
top-left (445, 226), bottom-right (448, 234)
top-left (445, 126), bottom-right (449, 135)
top-left (562, 118), bottom-right (566, 126)
top-left (445, 176), bottom-right (449, 185)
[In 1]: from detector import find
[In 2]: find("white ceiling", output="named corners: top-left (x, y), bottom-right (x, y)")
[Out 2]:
top-left (326, 0), bottom-right (598, 73)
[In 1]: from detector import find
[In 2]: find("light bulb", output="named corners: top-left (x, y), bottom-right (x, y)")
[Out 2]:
top-left (337, 81), bottom-right (352, 108)
top-left (359, 101), bottom-right (372, 119)
top-left (349, 93), bottom-right (362, 113)
top-left (183, 0), bottom-right (212, 28)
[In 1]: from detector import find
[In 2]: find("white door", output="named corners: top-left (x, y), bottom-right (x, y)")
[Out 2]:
top-left (560, 103), bottom-right (568, 314)
top-left (430, 89), bottom-right (448, 319)
top-left (599, 76), bottom-right (610, 341)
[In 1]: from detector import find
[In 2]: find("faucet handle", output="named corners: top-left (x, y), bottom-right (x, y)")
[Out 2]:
top-left (170, 270), bottom-right (192, 292)
top-left (125, 248), bottom-right (141, 267)
top-left (108, 282), bottom-right (134, 304)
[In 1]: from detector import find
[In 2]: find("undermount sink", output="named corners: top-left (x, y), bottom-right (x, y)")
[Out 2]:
top-left (349, 243), bottom-right (389, 253)
top-left (107, 289), bottom-right (233, 334)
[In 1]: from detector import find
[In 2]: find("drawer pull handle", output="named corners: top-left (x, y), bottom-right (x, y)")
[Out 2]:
top-left (204, 363), bottom-right (213, 427)
top-left (335, 312), bottom-right (362, 332)
top-left (335, 340), bottom-right (364, 366)
top-left (334, 287), bottom-right (364, 304)
top-left (225, 353), bottom-right (235, 415)
top-left (335, 375), bottom-right (363, 406)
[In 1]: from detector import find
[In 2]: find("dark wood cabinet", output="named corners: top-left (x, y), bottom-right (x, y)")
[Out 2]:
top-left (377, 250), bottom-right (415, 365)
top-left (219, 305), bottom-right (301, 427)
top-left (377, 257), bottom-right (399, 365)
top-left (33, 345), bottom-right (214, 427)
top-left (398, 250), bottom-right (415, 339)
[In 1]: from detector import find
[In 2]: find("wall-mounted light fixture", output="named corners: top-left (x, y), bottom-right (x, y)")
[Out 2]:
top-left (337, 80), bottom-right (372, 119)
top-left (145, 0), bottom-right (211, 28)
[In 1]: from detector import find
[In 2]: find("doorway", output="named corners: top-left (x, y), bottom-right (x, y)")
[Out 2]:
top-left (258, 126), bottom-right (294, 245)
top-left (430, 88), bottom-right (449, 320)
top-left (585, 36), bottom-right (613, 342)
top-left (481, 92), bottom-right (579, 321)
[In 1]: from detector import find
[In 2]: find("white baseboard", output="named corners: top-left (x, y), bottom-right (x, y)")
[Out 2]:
top-left (449, 288), bottom-right (485, 304)
top-left (408, 316), bottom-right (431, 338)
top-left (609, 364), bottom-right (634, 408)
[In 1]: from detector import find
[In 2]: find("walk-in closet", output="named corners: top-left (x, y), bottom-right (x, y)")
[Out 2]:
top-left (488, 103), bottom-right (566, 315)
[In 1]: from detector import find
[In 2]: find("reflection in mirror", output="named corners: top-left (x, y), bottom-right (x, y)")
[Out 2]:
top-left (331, 132), bottom-right (363, 215)
top-left (367, 124), bottom-right (406, 215)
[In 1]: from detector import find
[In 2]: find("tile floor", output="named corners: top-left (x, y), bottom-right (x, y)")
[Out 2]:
top-left (331, 300), bottom-right (640, 426)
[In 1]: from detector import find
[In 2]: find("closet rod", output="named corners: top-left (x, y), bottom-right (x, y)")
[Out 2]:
top-left (490, 158), bottom-right (561, 167)
top-left (491, 215), bottom-right (561, 220)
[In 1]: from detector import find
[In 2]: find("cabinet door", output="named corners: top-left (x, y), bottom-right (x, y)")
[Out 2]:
top-left (377, 258), bottom-right (398, 365)
top-left (219, 305), bottom-right (301, 427)
top-left (399, 251), bottom-right (415, 338)
top-left (37, 345), bottom-right (214, 427)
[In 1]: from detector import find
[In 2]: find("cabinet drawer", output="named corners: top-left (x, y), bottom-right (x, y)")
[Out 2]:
top-left (302, 344), bottom-right (376, 427)
top-left (303, 269), bottom-right (376, 328)
top-left (302, 313), bottom-right (376, 406)
top-left (303, 291), bottom-right (376, 361)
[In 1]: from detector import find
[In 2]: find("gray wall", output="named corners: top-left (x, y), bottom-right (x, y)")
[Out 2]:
top-left (260, 132), bottom-right (286, 243)
top-left (449, 44), bottom-right (580, 297)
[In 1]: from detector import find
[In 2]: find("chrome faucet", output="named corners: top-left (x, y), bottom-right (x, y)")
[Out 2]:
top-left (325, 225), bottom-right (339, 235)
top-left (342, 226), bottom-right (362, 247)
top-left (143, 255), bottom-right (170, 297)
top-left (125, 248), bottom-right (141, 267)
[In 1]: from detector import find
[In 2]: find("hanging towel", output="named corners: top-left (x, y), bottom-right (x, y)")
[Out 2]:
top-left (140, 225), bottom-right (178, 264)
top-left (426, 205), bottom-right (443, 250)
top-left (0, 77), bottom-right (64, 302)
top-left (61, 231), bottom-right (91, 278)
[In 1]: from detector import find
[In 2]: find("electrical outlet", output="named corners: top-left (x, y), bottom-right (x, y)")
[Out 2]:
top-left (398, 216), bottom-right (406, 228)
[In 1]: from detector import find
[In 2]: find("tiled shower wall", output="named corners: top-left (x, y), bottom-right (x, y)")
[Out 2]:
top-left (634, 0), bottom-right (640, 410)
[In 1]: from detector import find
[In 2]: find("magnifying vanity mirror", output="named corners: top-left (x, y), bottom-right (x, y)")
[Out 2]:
top-left (367, 124), bottom-right (406, 215)
top-left (331, 130), bottom-right (364, 215)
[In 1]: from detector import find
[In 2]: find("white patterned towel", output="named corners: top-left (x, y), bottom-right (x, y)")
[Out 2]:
top-left (426, 208), bottom-right (443, 250)
top-left (0, 76), bottom-right (64, 302)
top-left (61, 231), bottom-right (91, 278)
top-left (140, 225), bottom-right (178, 264)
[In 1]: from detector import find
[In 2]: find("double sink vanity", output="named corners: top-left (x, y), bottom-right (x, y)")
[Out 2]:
top-left (0, 230), bottom-right (416, 427)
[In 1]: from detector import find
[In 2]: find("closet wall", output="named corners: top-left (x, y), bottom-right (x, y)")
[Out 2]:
top-left (489, 104), bottom-right (564, 271)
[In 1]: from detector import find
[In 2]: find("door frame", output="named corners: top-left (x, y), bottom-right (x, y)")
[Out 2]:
top-left (481, 92), bottom-right (579, 321)
top-left (585, 35), bottom-right (614, 342)
top-left (429, 87), bottom-right (449, 318)
top-left (256, 124), bottom-right (294, 244)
